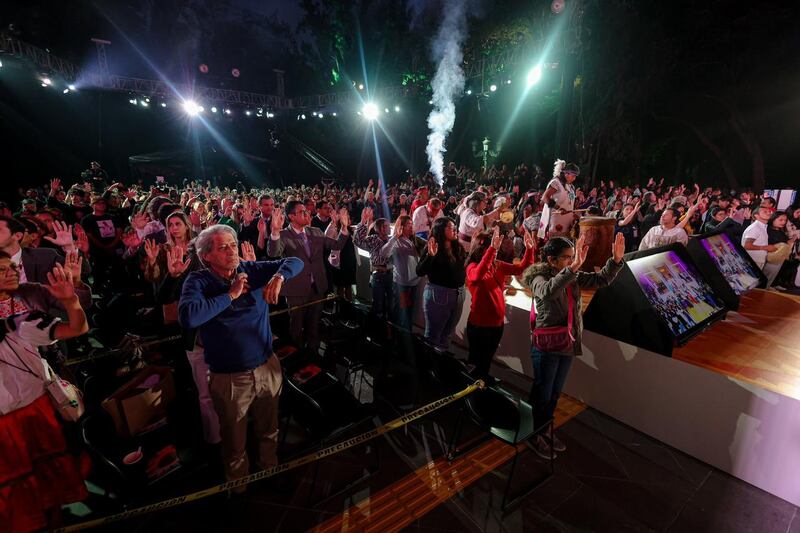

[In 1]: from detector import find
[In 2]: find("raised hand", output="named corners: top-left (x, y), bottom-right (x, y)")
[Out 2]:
top-left (143, 239), bottom-right (159, 266)
top-left (240, 241), bottom-right (256, 262)
top-left (50, 178), bottom-right (61, 195)
top-left (167, 246), bottom-right (191, 278)
top-left (242, 207), bottom-right (255, 226)
top-left (63, 250), bottom-right (83, 284)
top-left (427, 237), bottom-right (439, 257)
top-left (257, 217), bottom-right (267, 236)
top-left (523, 229), bottom-right (536, 250)
top-left (228, 273), bottom-right (249, 300)
top-left (271, 209), bottom-right (285, 234)
top-left (130, 212), bottom-right (148, 231)
top-left (339, 208), bottom-right (351, 229)
top-left (74, 225), bottom-right (90, 254)
top-left (262, 274), bottom-right (283, 304)
top-left (570, 234), bottom-right (588, 272)
top-left (490, 226), bottom-right (503, 250)
top-left (612, 232), bottom-right (626, 263)
top-left (43, 220), bottom-right (75, 248)
top-left (44, 264), bottom-right (76, 301)
top-left (393, 218), bottom-right (405, 238)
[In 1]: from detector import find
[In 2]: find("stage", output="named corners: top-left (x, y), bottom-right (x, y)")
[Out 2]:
top-left (353, 250), bottom-right (800, 506)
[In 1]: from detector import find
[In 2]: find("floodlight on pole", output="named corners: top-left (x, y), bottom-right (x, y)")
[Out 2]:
top-left (526, 64), bottom-right (543, 88)
top-left (489, 84), bottom-right (497, 92)
top-left (362, 102), bottom-right (380, 121)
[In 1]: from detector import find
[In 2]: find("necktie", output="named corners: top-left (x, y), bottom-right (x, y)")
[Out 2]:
top-left (17, 259), bottom-right (27, 284)
top-left (300, 231), bottom-right (311, 257)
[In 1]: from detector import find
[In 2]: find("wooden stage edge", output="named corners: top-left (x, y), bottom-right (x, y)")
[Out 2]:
top-left (577, 286), bottom-right (800, 402)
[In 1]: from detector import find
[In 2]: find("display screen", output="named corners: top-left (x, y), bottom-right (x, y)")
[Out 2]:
top-left (627, 251), bottom-right (726, 336)
top-left (699, 233), bottom-right (761, 295)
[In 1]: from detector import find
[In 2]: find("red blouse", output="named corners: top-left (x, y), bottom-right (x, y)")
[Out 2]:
top-left (466, 246), bottom-right (535, 327)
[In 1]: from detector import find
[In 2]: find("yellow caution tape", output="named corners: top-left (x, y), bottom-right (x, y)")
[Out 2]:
top-left (53, 380), bottom-right (485, 532)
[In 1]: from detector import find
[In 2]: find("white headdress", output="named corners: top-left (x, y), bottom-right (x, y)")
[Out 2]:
top-left (553, 159), bottom-right (566, 179)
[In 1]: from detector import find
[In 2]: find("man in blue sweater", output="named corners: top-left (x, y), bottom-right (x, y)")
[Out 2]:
top-left (179, 224), bottom-right (303, 490)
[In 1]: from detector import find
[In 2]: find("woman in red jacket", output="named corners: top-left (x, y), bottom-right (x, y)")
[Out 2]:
top-left (465, 226), bottom-right (536, 377)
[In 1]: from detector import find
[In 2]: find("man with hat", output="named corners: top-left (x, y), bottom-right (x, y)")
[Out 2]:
top-left (742, 202), bottom-right (781, 287)
top-left (81, 194), bottom-right (122, 292)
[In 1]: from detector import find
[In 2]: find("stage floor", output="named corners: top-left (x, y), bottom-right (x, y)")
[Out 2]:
top-left (671, 289), bottom-right (800, 400)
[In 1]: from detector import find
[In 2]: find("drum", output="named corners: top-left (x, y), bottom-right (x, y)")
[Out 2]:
top-left (578, 217), bottom-right (616, 272)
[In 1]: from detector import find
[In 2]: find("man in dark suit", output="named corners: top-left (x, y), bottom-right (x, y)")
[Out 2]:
top-left (267, 200), bottom-right (351, 352)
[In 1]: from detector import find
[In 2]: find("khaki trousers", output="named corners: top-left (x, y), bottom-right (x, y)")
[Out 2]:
top-left (209, 355), bottom-right (283, 487)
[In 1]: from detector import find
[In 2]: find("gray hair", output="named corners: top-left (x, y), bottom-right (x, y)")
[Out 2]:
top-left (195, 224), bottom-right (238, 257)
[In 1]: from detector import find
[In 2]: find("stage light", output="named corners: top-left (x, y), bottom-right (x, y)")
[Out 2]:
top-left (384, 108), bottom-right (389, 113)
top-left (489, 84), bottom-right (497, 92)
top-left (0, 60), bottom-right (3, 68)
top-left (526, 64), bottom-right (543, 88)
top-left (358, 83), bottom-right (364, 90)
top-left (466, 89), bottom-right (472, 95)
top-left (332, 112), bottom-right (337, 117)
top-left (145, 97), bottom-right (150, 103)
top-left (62, 88), bottom-right (70, 94)
top-left (394, 106), bottom-right (400, 112)
top-left (267, 112), bottom-right (274, 118)
top-left (68, 84), bottom-right (76, 91)
top-left (183, 100), bottom-right (202, 116)
top-left (140, 100), bottom-right (149, 107)
top-left (245, 110), bottom-right (252, 116)
top-left (42, 77), bottom-right (52, 86)
top-left (160, 102), bottom-right (167, 108)
top-left (129, 98), bottom-right (137, 105)
top-left (198, 106), bottom-right (204, 112)
top-left (312, 111), bottom-right (317, 116)
top-left (362, 102), bottom-right (380, 120)
top-left (211, 106), bottom-right (218, 113)
top-left (301, 114), bottom-right (306, 120)
top-left (224, 108), bottom-right (231, 115)
top-left (428, 99), bottom-right (433, 105)
top-left (318, 113), bottom-right (324, 118)
top-left (506, 79), bottom-right (512, 85)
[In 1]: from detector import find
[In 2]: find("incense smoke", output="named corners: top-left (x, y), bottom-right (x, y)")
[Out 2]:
top-left (426, 0), bottom-right (469, 187)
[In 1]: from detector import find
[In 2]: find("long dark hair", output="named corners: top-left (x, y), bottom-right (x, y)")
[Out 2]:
top-left (430, 217), bottom-right (465, 263)
top-left (466, 231), bottom-right (492, 266)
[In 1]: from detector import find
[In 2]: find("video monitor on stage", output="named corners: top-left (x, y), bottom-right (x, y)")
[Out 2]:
top-left (697, 232), bottom-right (762, 295)
top-left (626, 249), bottom-right (727, 338)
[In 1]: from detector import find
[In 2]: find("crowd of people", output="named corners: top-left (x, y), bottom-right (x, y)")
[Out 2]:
top-left (1, 156), bottom-right (798, 531)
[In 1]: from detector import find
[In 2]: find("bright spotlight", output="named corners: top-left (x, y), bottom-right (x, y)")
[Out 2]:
top-left (129, 98), bottom-right (137, 105)
top-left (301, 114), bottom-right (306, 120)
top-left (394, 105), bottom-right (400, 112)
top-left (42, 78), bottom-right (52, 86)
top-left (362, 102), bottom-right (380, 120)
top-left (358, 83), bottom-right (364, 90)
top-left (68, 84), bottom-right (76, 91)
top-left (62, 88), bottom-right (70, 94)
top-left (506, 79), bottom-right (512, 85)
top-left (160, 102), bottom-right (167, 108)
top-left (145, 97), bottom-right (151, 103)
top-left (183, 100), bottom-right (202, 116)
top-left (140, 100), bottom-right (149, 107)
top-left (466, 89), bottom-right (472, 95)
top-left (489, 84), bottom-right (497, 92)
top-left (245, 110), bottom-right (252, 116)
top-left (224, 108), bottom-right (231, 115)
top-left (211, 106), bottom-right (218, 113)
top-left (384, 108), bottom-right (390, 114)
top-left (526, 65), bottom-right (543, 88)
top-left (332, 112), bottom-right (337, 117)
top-left (318, 113), bottom-right (324, 118)
top-left (0, 60), bottom-right (3, 68)
top-left (312, 111), bottom-right (317, 116)
top-left (428, 99), bottom-right (433, 105)
top-left (198, 106), bottom-right (204, 112)
top-left (41, 83), bottom-right (48, 88)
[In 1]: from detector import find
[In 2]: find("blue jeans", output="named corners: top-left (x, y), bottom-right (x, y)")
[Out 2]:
top-left (370, 271), bottom-right (394, 321)
top-left (529, 347), bottom-right (574, 432)
top-left (394, 284), bottom-right (417, 331)
top-left (423, 283), bottom-right (463, 350)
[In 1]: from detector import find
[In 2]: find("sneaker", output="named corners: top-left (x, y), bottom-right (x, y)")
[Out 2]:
top-left (550, 433), bottom-right (567, 453)
top-left (530, 435), bottom-right (556, 460)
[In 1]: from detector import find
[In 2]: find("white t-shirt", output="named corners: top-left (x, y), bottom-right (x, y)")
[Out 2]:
top-left (742, 220), bottom-right (768, 268)
top-left (0, 312), bottom-right (61, 415)
top-left (638, 225), bottom-right (688, 251)
top-left (411, 205), bottom-right (443, 236)
top-left (458, 208), bottom-right (484, 245)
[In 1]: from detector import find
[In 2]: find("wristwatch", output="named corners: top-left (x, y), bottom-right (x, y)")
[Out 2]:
top-left (272, 274), bottom-right (285, 282)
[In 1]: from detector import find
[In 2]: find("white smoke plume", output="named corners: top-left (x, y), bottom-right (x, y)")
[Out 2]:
top-left (426, 0), bottom-right (470, 187)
